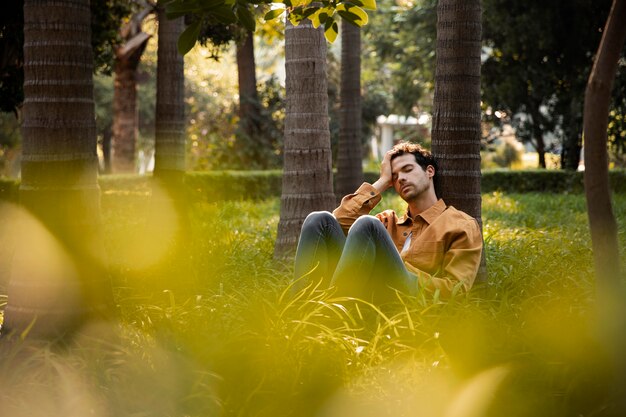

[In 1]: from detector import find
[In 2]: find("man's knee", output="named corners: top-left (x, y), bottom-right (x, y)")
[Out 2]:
top-left (348, 215), bottom-right (383, 235)
top-left (302, 211), bottom-right (336, 229)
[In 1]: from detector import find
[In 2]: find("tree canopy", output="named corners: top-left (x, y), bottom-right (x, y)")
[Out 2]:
top-left (0, 0), bottom-right (133, 115)
top-left (482, 0), bottom-right (626, 168)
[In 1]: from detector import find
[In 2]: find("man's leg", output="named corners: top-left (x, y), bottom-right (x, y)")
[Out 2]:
top-left (331, 215), bottom-right (416, 302)
top-left (293, 211), bottom-right (346, 290)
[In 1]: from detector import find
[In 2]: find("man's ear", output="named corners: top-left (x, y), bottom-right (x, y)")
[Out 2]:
top-left (426, 165), bottom-right (435, 178)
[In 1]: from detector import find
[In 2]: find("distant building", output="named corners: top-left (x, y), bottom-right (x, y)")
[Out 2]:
top-left (372, 113), bottom-right (431, 160)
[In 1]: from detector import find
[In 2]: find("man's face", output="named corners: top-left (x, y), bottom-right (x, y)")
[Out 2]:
top-left (390, 153), bottom-right (434, 202)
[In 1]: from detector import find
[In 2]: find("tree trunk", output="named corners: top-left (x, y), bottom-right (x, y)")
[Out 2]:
top-left (152, 5), bottom-right (188, 253)
top-left (431, 1), bottom-right (482, 224)
top-left (236, 30), bottom-right (260, 139)
top-left (431, 0), bottom-right (485, 281)
top-left (154, 7), bottom-right (185, 181)
top-left (529, 108), bottom-right (547, 168)
top-left (561, 97), bottom-right (583, 170)
top-left (112, 11), bottom-right (151, 173)
top-left (3, 0), bottom-right (111, 339)
top-left (335, 20), bottom-right (363, 201)
top-left (274, 19), bottom-right (335, 257)
top-left (583, 2), bottom-right (626, 414)
top-left (584, 0), bottom-right (625, 297)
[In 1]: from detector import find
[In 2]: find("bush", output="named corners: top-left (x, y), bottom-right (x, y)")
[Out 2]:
top-left (3, 169), bottom-right (626, 205)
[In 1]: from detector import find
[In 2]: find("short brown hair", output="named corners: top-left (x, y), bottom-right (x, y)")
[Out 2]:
top-left (389, 142), bottom-right (438, 174)
top-left (389, 142), bottom-right (439, 197)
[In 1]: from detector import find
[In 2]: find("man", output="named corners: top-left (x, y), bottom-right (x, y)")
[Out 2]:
top-left (293, 142), bottom-right (483, 301)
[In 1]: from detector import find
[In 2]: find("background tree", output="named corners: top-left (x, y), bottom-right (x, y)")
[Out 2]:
top-left (0, 0), bottom-right (133, 175)
top-left (584, 0), bottom-right (625, 298)
top-left (362, 0), bottom-right (436, 118)
top-left (112, 1), bottom-right (154, 173)
top-left (430, 0), bottom-right (484, 277)
top-left (154, 5), bottom-right (185, 182)
top-left (583, 2), bottom-right (626, 413)
top-left (335, 20), bottom-right (364, 201)
top-left (236, 30), bottom-right (262, 141)
top-left (482, 0), bottom-right (625, 169)
top-left (3, 0), bottom-right (110, 338)
top-left (274, 19), bottom-right (335, 256)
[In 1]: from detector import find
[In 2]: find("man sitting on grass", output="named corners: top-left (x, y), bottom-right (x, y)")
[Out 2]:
top-left (293, 142), bottom-right (483, 301)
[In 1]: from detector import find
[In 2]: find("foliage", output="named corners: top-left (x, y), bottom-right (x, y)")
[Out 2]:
top-left (0, 0), bottom-right (23, 115)
top-left (1, 192), bottom-right (626, 415)
top-left (362, 0), bottom-right (436, 117)
top-left (168, 0), bottom-right (377, 50)
top-left (482, 0), bottom-right (626, 168)
top-left (0, 0), bottom-right (133, 115)
top-left (5, 169), bottom-right (626, 206)
top-left (483, 136), bottom-right (524, 169)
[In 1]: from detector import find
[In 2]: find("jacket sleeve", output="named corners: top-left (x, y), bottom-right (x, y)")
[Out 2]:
top-left (332, 183), bottom-right (382, 234)
top-left (405, 218), bottom-right (483, 298)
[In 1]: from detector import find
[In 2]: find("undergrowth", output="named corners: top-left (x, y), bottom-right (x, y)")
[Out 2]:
top-left (0, 192), bottom-right (625, 417)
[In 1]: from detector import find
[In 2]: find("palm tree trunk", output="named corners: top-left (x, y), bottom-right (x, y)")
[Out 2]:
top-left (236, 30), bottom-right (260, 139)
top-left (274, 19), bottom-right (335, 257)
top-left (152, 5), bottom-right (188, 250)
top-left (431, 0), bottom-right (482, 221)
top-left (335, 21), bottom-right (363, 201)
top-left (431, 0), bottom-right (485, 279)
top-left (4, 0), bottom-right (110, 338)
top-left (154, 7), bottom-right (185, 181)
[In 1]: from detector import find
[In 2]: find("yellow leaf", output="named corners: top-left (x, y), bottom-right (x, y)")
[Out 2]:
top-left (360, 0), bottom-right (377, 10)
top-left (324, 20), bottom-right (338, 43)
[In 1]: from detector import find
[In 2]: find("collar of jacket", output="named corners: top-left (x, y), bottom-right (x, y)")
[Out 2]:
top-left (397, 199), bottom-right (447, 226)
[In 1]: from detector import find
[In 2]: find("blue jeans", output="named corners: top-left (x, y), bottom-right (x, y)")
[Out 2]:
top-left (293, 211), bottom-right (417, 302)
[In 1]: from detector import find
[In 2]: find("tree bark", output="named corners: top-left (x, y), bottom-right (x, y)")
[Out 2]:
top-left (274, 19), bottom-right (335, 257)
top-left (335, 20), bottom-right (364, 201)
top-left (3, 0), bottom-right (111, 338)
top-left (154, 6), bottom-right (185, 180)
top-left (236, 30), bottom-right (261, 140)
top-left (152, 5), bottom-right (188, 251)
top-left (112, 10), bottom-right (151, 173)
top-left (583, 3), bottom-right (626, 414)
top-left (529, 109), bottom-right (547, 168)
top-left (584, 0), bottom-right (625, 296)
top-left (431, 0), bottom-right (485, 281)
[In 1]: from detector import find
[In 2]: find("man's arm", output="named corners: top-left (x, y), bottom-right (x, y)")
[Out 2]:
top-left (405, 218), bottom-right (483, 298)
top-left (371, 150), bottom-right (394, 194)
top-left (332, 151), bottom-right (395, 234)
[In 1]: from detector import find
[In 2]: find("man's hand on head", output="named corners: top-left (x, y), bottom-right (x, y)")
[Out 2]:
top-left (372, 150), bottom-right (394, 194)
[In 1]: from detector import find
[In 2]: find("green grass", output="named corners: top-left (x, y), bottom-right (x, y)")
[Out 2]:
top-left (1, 192), bottom-right (626, 416)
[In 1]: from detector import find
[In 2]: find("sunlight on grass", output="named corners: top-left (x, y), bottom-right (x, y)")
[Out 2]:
top-left (1, 191), bottom-right (625, 416)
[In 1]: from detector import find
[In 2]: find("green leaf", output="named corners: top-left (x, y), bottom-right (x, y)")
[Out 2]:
top-left (324, 17), bottom-right (338, 43)
top-left (337, 3), bottom-right (368, 25)
top-left (177, 18), bottom-right (202, 55)
top-left (357, 0), bottom-right (376, 10)
top-left (337, 10), bottom-right (360, 27)
top-left (288, 11), bottom-right (303, 26)
top-left (264, 8), bottom-right (285, 20)
top-left (311, 6), bottom-right (333, 28)
top-left (198, 0), bottom-right (226, 9)
top-left (166, 0), bottom-right (200, 19)
top-left (236, 6), bottom-right (256, 32)
top-left (210, 4), bottom-right (238, 23)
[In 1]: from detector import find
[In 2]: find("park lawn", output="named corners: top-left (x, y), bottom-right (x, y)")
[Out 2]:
top-left (1, 191), bottom-right (626, 416)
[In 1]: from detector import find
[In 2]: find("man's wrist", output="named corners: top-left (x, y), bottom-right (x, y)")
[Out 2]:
top-left (372, 178), bottom-right (390, 194)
